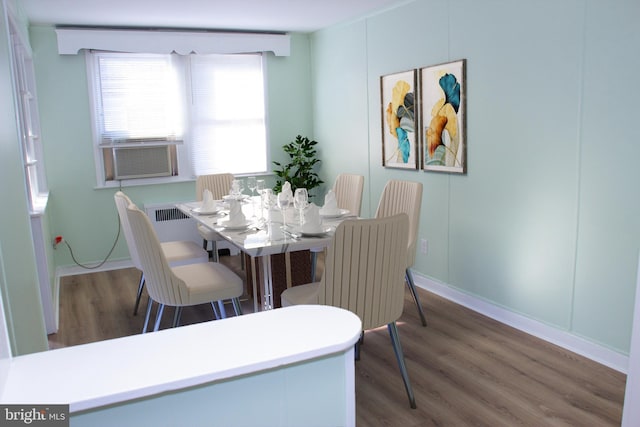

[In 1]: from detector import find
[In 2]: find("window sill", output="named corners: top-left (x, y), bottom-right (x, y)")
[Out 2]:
top-left (94, 176), bottom-right (195, 190)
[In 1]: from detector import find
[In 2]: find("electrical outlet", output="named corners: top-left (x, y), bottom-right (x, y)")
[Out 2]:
top-left (420, 238), bottom-right (428, 255)
top-left (53, 235), bottom-right (64, 249)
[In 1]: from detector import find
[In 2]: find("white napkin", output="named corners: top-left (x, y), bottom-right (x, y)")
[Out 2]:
top-left (281, 181), bottom-right (293, 199)
top-left (302, 203), bottom-right (323, 233)
top-left (321, 190), bottom-right (339, 215)
top-left (202, 189), bottom-right (216, 211)
top-left (226, 199), bottom-right (246, 226)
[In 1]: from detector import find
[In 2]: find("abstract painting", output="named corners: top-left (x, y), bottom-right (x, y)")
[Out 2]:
top-left (420, 59), bottom-right (466, 173)
top-left (381, 69), bottom-right (418, 169)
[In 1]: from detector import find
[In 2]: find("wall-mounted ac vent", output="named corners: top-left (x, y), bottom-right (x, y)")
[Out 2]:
top-left (114, 145), bottom-right (172, 180)
top-left (154, 207), bottom-right (190, 222)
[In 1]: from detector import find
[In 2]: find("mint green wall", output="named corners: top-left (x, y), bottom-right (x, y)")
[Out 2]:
top-left (72, 353), bottom-right (349, 427)
top-left (311, 0), bottom-right (640, 354)
top-left (0, 0), bottom-right (48, 355)
top-left (27, 27), bottom-right (313, 268)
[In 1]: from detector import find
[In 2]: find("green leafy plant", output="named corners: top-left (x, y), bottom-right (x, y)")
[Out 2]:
top-left (273, 135), bottom-right (324, 197)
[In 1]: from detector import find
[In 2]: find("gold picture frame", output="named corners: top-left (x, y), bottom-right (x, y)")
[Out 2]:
top-left (420, 59), bottom-right (466, 173)
top-left (380, 69), bottom-right (419, 170)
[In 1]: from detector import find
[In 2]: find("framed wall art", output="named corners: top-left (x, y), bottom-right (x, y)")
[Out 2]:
top-left (380, 69), bottom-right (418, 169)
top-left (420, 59), bottom-right (466, 173)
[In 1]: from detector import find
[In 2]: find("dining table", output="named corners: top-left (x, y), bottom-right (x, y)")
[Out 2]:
top-left (176, 197), bottom-right (355, 312)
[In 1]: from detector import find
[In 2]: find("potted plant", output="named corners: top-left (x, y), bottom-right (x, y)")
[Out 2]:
top-left (273, 135), bottom-right (324, 198)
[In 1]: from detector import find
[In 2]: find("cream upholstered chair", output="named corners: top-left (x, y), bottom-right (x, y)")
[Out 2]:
top-left (333, 173), bottom-right (364, 216)
top-left (114, 191), bottom-right (209, 316)
top-left (310, 173), bottom-right (365, 281)
top-left (126, 203), bottom-right (244, 333)
top-left (281, 214), bottom-right (416, 408)
top-left (196, 173), bottom-right (235, 262)
top-left (375, 180), bottom-right (427, 326)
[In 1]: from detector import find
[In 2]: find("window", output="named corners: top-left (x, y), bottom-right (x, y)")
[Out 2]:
top-left (87, 51), bottom-right (268, 186)
top-left (9, 18), bottom-right (48, 212)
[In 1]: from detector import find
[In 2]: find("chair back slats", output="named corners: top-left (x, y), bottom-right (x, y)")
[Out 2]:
top-left (126, 204), bottom-right (187, 306)
top-left (114, 191), bottom-right (142, 270)
top-left (333, 173), bottom-right (364, 216)
top-left (374, 180), bottom-right (423, 268)
top-left (196, 173), bottom-right (235, 200)
top-left (320, 214), bottom-right (409, 330)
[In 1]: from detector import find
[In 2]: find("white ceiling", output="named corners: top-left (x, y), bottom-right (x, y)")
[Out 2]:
top-left (21, 0), bottom-right (409, 33)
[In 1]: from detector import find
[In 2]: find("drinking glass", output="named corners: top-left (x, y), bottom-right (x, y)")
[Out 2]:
top-left (261, 188), bottom-right (274, 222)
top-left (293, 188), bottom-right (308, 225)
top-left (277, 192), bottom-right (291, 228)
top-left (256, 180), bottom-right (266, 220)
top-left (246, 177), bottom-right (257, 196)
top-left (246, 177), bottom-right (257, 217)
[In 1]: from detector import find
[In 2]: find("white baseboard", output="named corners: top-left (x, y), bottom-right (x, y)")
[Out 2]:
top-left (56, 259), bottom-right (135, 278)
top-left (412, 272), bottom-right (629, 374)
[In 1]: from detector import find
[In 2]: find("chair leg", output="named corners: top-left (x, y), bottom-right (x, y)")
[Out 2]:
top-left (217, 300), bottom-right (227, 318)
top-left (310, 251), bottom-right (318, 282)
top-left (134, 272), bottom-right (145, 315)
top-left (232, 297), bottom-right (243, 316)
top-left (142, 298), bottom-right (154, 334)
top-left (211, 240), bottom-right (218, 262)
top-left (211, 302), bottom-right (221, 320)
top-left (406, 268), bottom-right (427, 327)
top-left (388, 322), bottom-right (417, 409)
top-left (172, 307), bottom-right (183, 328)
top-left (153, 304), bottom-right (165, 332)
top-left (354, 331), bottom-right (365, 361)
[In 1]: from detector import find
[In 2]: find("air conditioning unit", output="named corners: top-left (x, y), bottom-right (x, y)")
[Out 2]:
top-left (113, 145), bottom-right (172, 180)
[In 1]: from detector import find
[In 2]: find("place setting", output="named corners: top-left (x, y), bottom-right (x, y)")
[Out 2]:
top-left (285, 201), bottom-right (334, 239)
top-left (217, 198), bottom-right (253, 230)
top-left (319, 189), bottom-right (350, 219)
top-left (191, 189), bottom-right (224, 215)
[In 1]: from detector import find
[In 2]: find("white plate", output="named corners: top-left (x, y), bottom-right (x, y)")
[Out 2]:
top-left (319, 208), bottom-right (349, 218)
top-left (218, 219), bottom-right (252, 230)
top-left (295, 226), bottom-right (333, 237)
top-left (223, 194), bottom-right (250, 201)
top-left (192, 206), bottom-right (220, 215)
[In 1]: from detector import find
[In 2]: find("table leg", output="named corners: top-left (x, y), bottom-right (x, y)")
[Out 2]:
top-left (261, 255), bottom-right (274, 310)
top-left (251, 256), bottom-right (259, 313)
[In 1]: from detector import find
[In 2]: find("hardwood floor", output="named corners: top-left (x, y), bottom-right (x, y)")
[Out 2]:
top-left (49, 254), bottom-right (626, 426)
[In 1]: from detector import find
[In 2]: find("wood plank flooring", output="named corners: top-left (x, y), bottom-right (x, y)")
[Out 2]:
top-left (49, 254), bottom-right (626, 426)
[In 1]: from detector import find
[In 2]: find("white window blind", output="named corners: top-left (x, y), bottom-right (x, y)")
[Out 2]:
top-left (189, 54), bottom-right (267, 175)
top-left (92, 53), bottom-right (183, 144)
top-left (87, 51), bottom-right (268, 185)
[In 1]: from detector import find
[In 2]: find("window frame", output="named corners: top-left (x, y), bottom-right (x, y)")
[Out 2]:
top-left (86, 51), bottom-right (270, 188)
top-left (8, 16), bottom-right (49, 212)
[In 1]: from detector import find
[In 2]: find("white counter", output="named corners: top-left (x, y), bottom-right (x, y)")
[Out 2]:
top-left (1, 305), bottom-right (361, 426)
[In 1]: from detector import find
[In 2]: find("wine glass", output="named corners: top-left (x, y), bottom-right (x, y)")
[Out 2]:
top-left (256, 180), bottom-right (266, 220)
top-left (246, 176), bottom-right (257, 217)
top-left (246, 177), bottom-right (257, 196)
top-left (293, 188), bottom-right (308, 225)
top-left (277, 192), bottom-right (291, 228)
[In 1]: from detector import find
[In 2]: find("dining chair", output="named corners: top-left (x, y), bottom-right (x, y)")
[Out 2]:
top-left (310, 173), bottom-right (365, 281)
top-left (196, 173), bottom-right (235, 262)
top-left (114, 191), bottom-right (209, 316)
top-left (126, 203), bottom-right (244, 333)
top-left (333, 173), bottom-right (364, 217)
top-left (281, 213), bottom-right (416, 409)
top-left (375, 180), bottom-right (427, 327)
